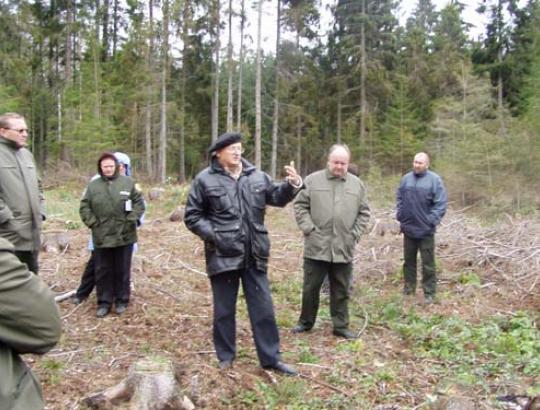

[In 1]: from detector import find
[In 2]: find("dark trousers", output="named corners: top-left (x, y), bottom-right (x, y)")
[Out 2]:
top-left (403, 234), bottom-right (436, 296)
top-left (14, 250), bottom-right (39, 274)
top-left (298, 258), bottom-right (352, 331)
top-left (209, 265), bottom-right (281, 367)
top-left (94, 245), bottom-right (133, 307)
top-left (76, 252), bottom-right (96, 299)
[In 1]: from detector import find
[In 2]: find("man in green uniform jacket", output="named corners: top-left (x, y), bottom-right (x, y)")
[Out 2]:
top-left (0, 237), bottom-right (62, 410)
top-left (0, 112), bottom-right (46, 274)
top-left (293, 144), bottom-right (371, 339)
top-left (80, 152), bottom-right (145, 317)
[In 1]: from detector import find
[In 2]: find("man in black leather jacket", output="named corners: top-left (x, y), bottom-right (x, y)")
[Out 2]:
top-left (185, 132), bottom-right (302, 375)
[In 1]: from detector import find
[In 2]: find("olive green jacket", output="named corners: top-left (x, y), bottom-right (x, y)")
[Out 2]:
top-left (0, 137), bottom-right (45, 251)
top-left (79, 174), bottom-right (145, 248)
top-left (0, 237), bottom-right (62, 410)
top-left (294, 169), bottom-right (371, 263)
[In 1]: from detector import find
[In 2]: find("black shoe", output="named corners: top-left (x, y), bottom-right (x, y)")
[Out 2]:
top-left (96, 306), bottom-right (110, 318)
top-left (72, 296), bottom-right (86, 305)
top-left (115, 304), bottom-right (127, 315)
top-left (333, 329), bottom-right (358, 340)
top-left (263, 361), bottom-right (298, 376)
top-left (291, 324), bottom-right (311, 334)
top-left (424, 295), bottom-right (436, 305)
top-left (218, 360), bottom-right (233, 370)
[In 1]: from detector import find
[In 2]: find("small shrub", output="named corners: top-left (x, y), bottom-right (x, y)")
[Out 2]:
top-left (458, 271), bottom-right (481, 286)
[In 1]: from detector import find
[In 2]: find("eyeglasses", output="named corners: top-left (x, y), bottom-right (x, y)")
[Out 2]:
top-left (225, 146), bottom-right (245, 154)
top-left (3, 128), bottom-right (29, 134)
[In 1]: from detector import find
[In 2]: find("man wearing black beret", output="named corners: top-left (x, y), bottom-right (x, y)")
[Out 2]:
top-left (185, 132), bottom-right (302, 375)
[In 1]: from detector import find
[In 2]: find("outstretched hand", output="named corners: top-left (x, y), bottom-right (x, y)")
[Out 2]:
top-left (284, 161), bottom-right (302, 187)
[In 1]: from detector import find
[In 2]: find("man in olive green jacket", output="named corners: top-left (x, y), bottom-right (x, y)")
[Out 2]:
top-left (0, 237), bottom-right (62, 410)
top-left (293, 144), bottom-right (370, 339)
top-left (0, 113), bottom-right (46, 274)
top-left (80, 152), bottom-right (145, 317)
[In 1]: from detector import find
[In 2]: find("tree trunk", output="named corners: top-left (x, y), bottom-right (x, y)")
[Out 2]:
top-left (112, 0), bottom-right (119, 57)
top-left (145, 0), bottom-right (155, 178)
top-left (211, 0), bottom-right (220, 143)
top-left (236, 0), bottom-right (245, 131)
top-left (102, 0), bottom-right (110, 61)
top-left (359, 0), bottom-right (367, 148)
top-left (226, 0), bottom-right (234, 132)
top-left (179, 0), bottom-right (191, 183)
top-left (65, 0), bottom-right (73, 83)
top-left (337, 93), bottom-right (342, 144)
top-left (296, 113), bottom-right (302, 174)
top-left (95, 0), bottom-right (101, 43)
top-left (158, 0), bottom-right (169, 183)
top-left (270, 0), bottom-right (281, 179)
top-left (255, 0), bottom-right (263, 169)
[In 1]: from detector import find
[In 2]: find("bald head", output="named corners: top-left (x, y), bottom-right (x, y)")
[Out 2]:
top-left (413, 152), bottom-right (430, 175)
top-left (327, 144), bottom-right (351, 178)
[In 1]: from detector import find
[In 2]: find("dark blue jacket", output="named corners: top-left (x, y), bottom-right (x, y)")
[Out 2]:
top-left (184, 158), bottom-right (299, 276)
top-left (396, 170), bottom-right (447, 239)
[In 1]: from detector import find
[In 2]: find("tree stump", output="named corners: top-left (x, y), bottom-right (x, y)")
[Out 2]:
top-left (41, 231), bottom-right (70, 253)
top-left (370, 219), bottom-right (400, 237)
top-left (431, 395), bottom-right (475, 410)
top-left (169, 207), bottom-right (185, 222)
top-left (148, 188), bottom-right (164, 201)
top-left (82, 356), bottom-right (194, 410)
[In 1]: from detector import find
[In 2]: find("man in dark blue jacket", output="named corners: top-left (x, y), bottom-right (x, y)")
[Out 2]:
top-left (396, 152), bottom-right (447, 303)
top-left (185, 132), bottom-right (302, 375)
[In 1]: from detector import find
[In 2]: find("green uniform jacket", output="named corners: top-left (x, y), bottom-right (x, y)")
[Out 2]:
top-left (0, 137), bottom-right (45, 251)
top-left (0, 237), bottom-right (62, 410)
top-left (294, 169), bottom-right (371, 263)
top-left (79, 174), bottom-right (145, 248)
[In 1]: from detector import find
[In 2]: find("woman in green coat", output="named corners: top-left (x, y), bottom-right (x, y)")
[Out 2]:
top-left (79, 152), bottom-right (145, 318)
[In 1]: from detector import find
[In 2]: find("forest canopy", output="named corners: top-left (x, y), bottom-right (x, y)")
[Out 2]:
top-left (0, 0), bottom-right (538, 214)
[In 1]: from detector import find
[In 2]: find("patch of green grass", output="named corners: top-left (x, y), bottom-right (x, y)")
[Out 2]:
top-left (458, 271), bottom-right (482, 286)
top-left (44, 188), bottom-right (82, 223)
top-left (270, 275), bottom-right (302, 306)
top-left (38, 357), bottom-right (65, 385)
top-left (235, 388), bottom-right (260, 407)
top-left (336, 338), bottom-right (364, 353)
top-left (255, 378), bottom-right (309, 408)
top-left (297, 344), bottom-right (320, 364)
top-left (392, 311), bottom-right (540, 382)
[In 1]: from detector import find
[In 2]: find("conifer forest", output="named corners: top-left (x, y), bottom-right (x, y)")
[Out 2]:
top-left (1, 0), bottom-right (539, 207)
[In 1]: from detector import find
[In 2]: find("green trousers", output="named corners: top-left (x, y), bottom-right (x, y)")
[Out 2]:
top-left (297, 258), bottom-right (352, 331)
top-left (403, 234), bottom-right (436, 297)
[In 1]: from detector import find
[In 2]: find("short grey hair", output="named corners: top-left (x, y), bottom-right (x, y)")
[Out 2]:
top-left (0, 112), bottom-right (25, 129)
top-left (414, 152), bottom-right (430, 166)
top-left (328, 144), bottom-right (351, 159)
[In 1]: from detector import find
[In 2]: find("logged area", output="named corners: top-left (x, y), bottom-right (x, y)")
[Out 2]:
top-left (36, 188), bottom-right (539, 409)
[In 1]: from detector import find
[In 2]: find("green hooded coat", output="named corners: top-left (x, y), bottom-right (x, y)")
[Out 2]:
top-left (79, 157), bottom-right (145, 248)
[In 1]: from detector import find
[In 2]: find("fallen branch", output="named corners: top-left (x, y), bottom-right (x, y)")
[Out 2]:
top-left (55, 289), bottom-right (76, 303)
top-left (299, 373), bottom-right (352, 397)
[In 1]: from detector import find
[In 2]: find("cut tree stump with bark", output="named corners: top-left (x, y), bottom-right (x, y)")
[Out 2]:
top-left (169, 206), bottom-right (185, 222)
top-left (148, 188), bottom-right (165, 201)
top-left (82, 356), bottom-right (194, 410)
top-left (41, 231), bottom-right (70, 253)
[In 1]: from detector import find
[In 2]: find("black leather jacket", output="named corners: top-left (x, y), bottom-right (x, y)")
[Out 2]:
top-left (185, 158), bottom-right (299, 276)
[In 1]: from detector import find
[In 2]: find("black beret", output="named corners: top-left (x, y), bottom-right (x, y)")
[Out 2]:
top-left (208, 132), bottom-right (242, 155)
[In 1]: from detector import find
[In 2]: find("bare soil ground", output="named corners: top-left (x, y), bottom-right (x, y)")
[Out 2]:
top-left (35, 199), bottom-right (539, 409)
